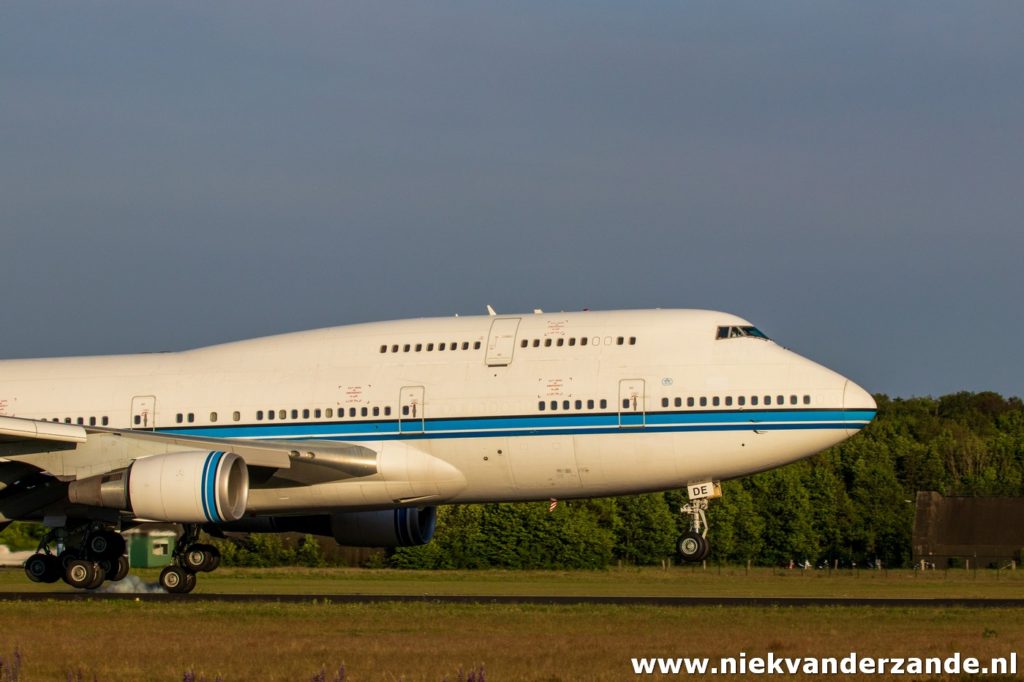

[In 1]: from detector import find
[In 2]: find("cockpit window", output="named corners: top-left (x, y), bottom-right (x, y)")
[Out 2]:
top-left (716, 325), bottom-right (770, 341)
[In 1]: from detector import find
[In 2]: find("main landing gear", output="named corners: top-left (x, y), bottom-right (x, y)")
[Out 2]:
top-left (158, 524), bottom-right (221, 594)
top-left (24, 526), bottom-right (130, 589)
top-left (676, 480), bottom-right (721, 563)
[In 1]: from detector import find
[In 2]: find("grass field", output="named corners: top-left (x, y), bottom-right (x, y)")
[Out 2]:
top-left (2, 567), bottom-right (1023, 680)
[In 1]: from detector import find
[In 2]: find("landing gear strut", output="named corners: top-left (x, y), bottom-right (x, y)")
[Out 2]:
top-left (676, 499), bottom-right (710, 562)
top-left (159, 524), bottom-right (222, 594)
top-left (676, 480), bottom-right (720, 563)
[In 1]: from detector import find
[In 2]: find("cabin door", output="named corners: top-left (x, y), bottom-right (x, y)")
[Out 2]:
top-left (399, 386), bottom-right (425, 434)
top-left (618, 379), bottom-right (645, 428)
top-left (485, 318), bottom-right (521, 367)
top-left (130, 395), bottom-right (157, 430)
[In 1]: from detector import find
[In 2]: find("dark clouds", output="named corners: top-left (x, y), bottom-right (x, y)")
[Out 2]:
top-left (1, 2), bottom-right (1022, 397)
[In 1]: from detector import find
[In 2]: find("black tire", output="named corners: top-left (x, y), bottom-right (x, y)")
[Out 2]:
top-left (24, 554), bottom-right (50, 583)
top-left (184, 543), bottom-right (220, 573)
top-left (85, 564), bottom-right (106, 590)
top-left (107, 555), bottom-right (131, 582)
top-left (88, 531), bottom-right (126, 559)
top-left (676, 531), bottom-right (708, 563)
top-left (160, 565), bottom-right (195, 594)
top-left (65, 559), bottom-right (99, 589)
top-left (40, 554), bottom-right (63, 583)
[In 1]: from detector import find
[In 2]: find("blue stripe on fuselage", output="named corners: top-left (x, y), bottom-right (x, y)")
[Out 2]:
top-left (157, 409), bottom-right (876, 443)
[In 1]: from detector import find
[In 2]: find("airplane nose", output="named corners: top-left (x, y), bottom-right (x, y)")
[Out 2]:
top-left (843, 380), bottom-right (876, 412)
top-left (843, 379), bottom-right (877, 436)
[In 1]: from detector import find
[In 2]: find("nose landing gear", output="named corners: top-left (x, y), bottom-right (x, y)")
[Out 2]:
top-left (676, 480), bottom-right (720, 563)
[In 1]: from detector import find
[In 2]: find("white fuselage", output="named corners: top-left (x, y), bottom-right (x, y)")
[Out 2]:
top-left (0, 309), bottom-right (876, 514)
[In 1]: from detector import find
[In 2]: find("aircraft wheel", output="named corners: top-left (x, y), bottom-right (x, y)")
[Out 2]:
top-left (88, 530), bottom-right (126, 559)
top-left (676, 531), bottom-right (708, 563)
top-left (184, 544), bottom-right (220, 573)
top-left (24, 553), bottom-right (61, 583)
top-left (65, 559), bottom-right (100, 589)
top-left (106, 555), bottom-right (131, 582)
top-left (160, 565), bottom-right (195, 594)
top-left (85, 564), bottom-right (106, 590)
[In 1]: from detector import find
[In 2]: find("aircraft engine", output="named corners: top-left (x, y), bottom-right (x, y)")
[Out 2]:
top-left (328, 507), bottom-right (437, 547)
top-left (68, 450), bottom-right (249, 523)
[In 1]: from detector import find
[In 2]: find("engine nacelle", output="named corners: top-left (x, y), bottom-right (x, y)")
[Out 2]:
top-left (328, 507), bottom-right (437, 547)
top-left (69, 450), bottom-right (249, 523)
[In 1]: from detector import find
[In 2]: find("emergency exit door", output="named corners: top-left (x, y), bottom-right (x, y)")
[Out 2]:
top-left (485, 318), bottom-right (521, 366)
top-left (130, 395), bottom-right (157, 430)
top-left (399, 386), bottom-right (425, 434)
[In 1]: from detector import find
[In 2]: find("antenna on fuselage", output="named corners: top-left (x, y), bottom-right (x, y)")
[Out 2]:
top-left (486, 305), bottom-right (496, 316)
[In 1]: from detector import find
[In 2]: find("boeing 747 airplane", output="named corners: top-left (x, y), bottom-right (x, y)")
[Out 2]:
top-left (0, 308), bottom-right (875, 592)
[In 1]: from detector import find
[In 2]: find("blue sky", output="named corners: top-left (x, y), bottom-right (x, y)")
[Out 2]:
top-left (1, 2), bottom-right (1022, 398)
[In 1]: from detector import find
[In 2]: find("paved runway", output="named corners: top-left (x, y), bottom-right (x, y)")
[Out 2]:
top-left (3, 593), bottom-right (1024, 607)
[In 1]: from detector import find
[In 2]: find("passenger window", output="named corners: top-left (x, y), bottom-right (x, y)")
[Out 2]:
top-left (385, 406), bottom-right (392, 416)
top-left (532, 339), bottom-right (540, 347)
top-left (616, 337), bottom-right (624, 345)
top-left (415, 344), bottom-right (423, 352)
top-left (349, 408), bottom-right (356, 417)
top-left (674, 397), bottom-right (682, 407)
top-left (473, 341), bottom-right (481, 349)
top-left (303, 409), bottom-right (310, 419)
top-left (764, 396), bottom-right (772, 405)
top-left (373, 407), bottom-right (380, 416)
top-left (210, 412), bottom-right (218, 422)
top-left (587, 399), bottom-right (595, 409)
top-left (134, 415), bottom-right (141, 426)
top-left (700, 397), bottom-right (708, 407)
top-left (427, 343), bottom-right (434, 351)
top-left (575, 400), bottom-right (582, 409)
top-left (188, 413), bottom-right (195, 423)
top-left (803, 395), bottom-right (811, 405)
top-left (687, 397), bottom-right (695, 407)
top-left (403, 344), bottom-right (411, 352)
top-left (379, 345), bottom-right (387, 353)
top-left (790, 395), bottom-right (798, 405)
top-left (544, 339), bottom-right (553, 347)
top-left (233, 411), bottom-right (241, 421)
top-left (102, 416), bottom-right (109, 426)
top-left (712, 397), bottom-right (720, 407)
top-left (581, 337), bottom-right (588, 346)
top-left (563, 400), bottom-right (570, 410)
top-left (777, 395), bottom-right (785, 405)
top-left (462, 342), bottom-right (470, 350)
top-left (325, 408), bottom-right (333, 418)
top-left (557, 338), bottom-right (564, 347)
top-left (267, 410), bottom-right (275, 420)
top-left (738, 397), bottom-right (745, 406)
top-left (622, 398), bottom-right (630, 409)
top-left (521, 340), bottom-right (528, 348)
top-left (440, 343), bottom-right (447, 351)
top-left (256, 410), bottom-right (264, 420)
top-left (725, 397), bottom-right (733, 406)
top-left (392, 345), bottom-right (399, 353)
top-left (539, 401), bottom-right (545, 411)
top-left (77, 417), bottom-right (84, 425)
top-left (629, 337), bottom-right (636, 345)
top-left (550, 400), bottom-right (558, 410)
top-left (89, 416), bottom-right (96, 426)
top-left (403, 405), bottom-right (410, 416)
top-left (291, 409), bottom-right (298, 419)
top-left (176, 414), bottom-right (183, 424)
top-left (661, 398), bottom-right (669, 408)
top-left (600, 399), bottom-right (607, 409)
top-left (569, 338), bottom-right (576, 346)
top-left (750, 396), bottom-right (758, 406)
top-left (278, 409), bottom-right (286, 419)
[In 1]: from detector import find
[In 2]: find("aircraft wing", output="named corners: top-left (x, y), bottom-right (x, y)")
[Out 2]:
top-left (0, 415), bottom-right (87, 446)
